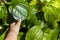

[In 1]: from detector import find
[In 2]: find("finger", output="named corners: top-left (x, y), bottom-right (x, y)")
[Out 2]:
top-left (16, 19), bottom-right (21, 26)
top-left (10, 22), bottom-right (16, 26)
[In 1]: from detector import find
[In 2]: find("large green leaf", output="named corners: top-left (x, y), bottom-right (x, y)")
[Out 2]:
top-left (0, 6), bottom-right (8, 25)
top-left (25, 26), bottom-right (44, 40)
top-left (43, 5), bottom-right (57, 22)
top-left (0, 6), bottom-right (7, 19)
top-left (43, 5), bottom-right (60, 28)
top-left (12, 3), bottom-right (28, 21)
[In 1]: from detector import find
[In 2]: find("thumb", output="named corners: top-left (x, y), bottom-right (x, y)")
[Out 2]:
top-left (16, 19), bottom-right (21, 26)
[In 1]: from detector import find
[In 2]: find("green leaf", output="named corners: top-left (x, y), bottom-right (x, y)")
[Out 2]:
top-left (29, 0), bottom-right (38, 6)
top-left (43, 29), bottom-right (59, 40)
top-left (8, 6), bottom-right (13, 13)
top-left (43, 5), bottom-right (60, 28)
top-left (11, 0), bottom-right (27, 6)
top-left (12, 3), bottom-right (28, 21)
top-left (0, 6), bottom-right (8, 25)
top-left (27, 6), bottom-right (38, 23)
top-left (25, 26), bottom-right (44, 40)
top-left (30, 6), bottom-right (38, 14)
top-left (0, 29), bottom-right (8, 40)
top-left (0, 6), bottom-right (7, 19)
top-left (18, 32), bottom-right (24, 40)
top-left (49, 0), bottom-right (60, 9)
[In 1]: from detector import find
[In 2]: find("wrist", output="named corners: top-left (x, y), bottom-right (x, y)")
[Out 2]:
top-left (10, 30), bottom-right (19, 36)
top-left (5, 30), bottom-right (18, 40)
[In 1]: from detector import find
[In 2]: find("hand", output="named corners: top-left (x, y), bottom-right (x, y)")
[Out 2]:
top-left (10, 19), bottom-right (21, 34)
top-left (5, 19), bottom-right (21, 40)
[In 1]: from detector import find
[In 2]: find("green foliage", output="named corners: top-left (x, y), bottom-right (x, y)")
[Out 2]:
top-left (25, 26), bottom-right (44, 40)
top-left (0, 28), bottom-right (8, 40)
top-left (12, 3), bottom-right (28, 21)
top-left (43, 5), bottom-right (60, 28)
top-left (0, 0), bottom-right (60, 40)
top-left (0, 6), bottom-right (7, 21)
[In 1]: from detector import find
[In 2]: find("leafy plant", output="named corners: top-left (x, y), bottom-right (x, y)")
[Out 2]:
top-left (0, 0), bottom-right (60, 40)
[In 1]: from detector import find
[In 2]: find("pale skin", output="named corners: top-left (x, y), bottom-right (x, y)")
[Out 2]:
top-left (5, 19), bottom-right (21, 40)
